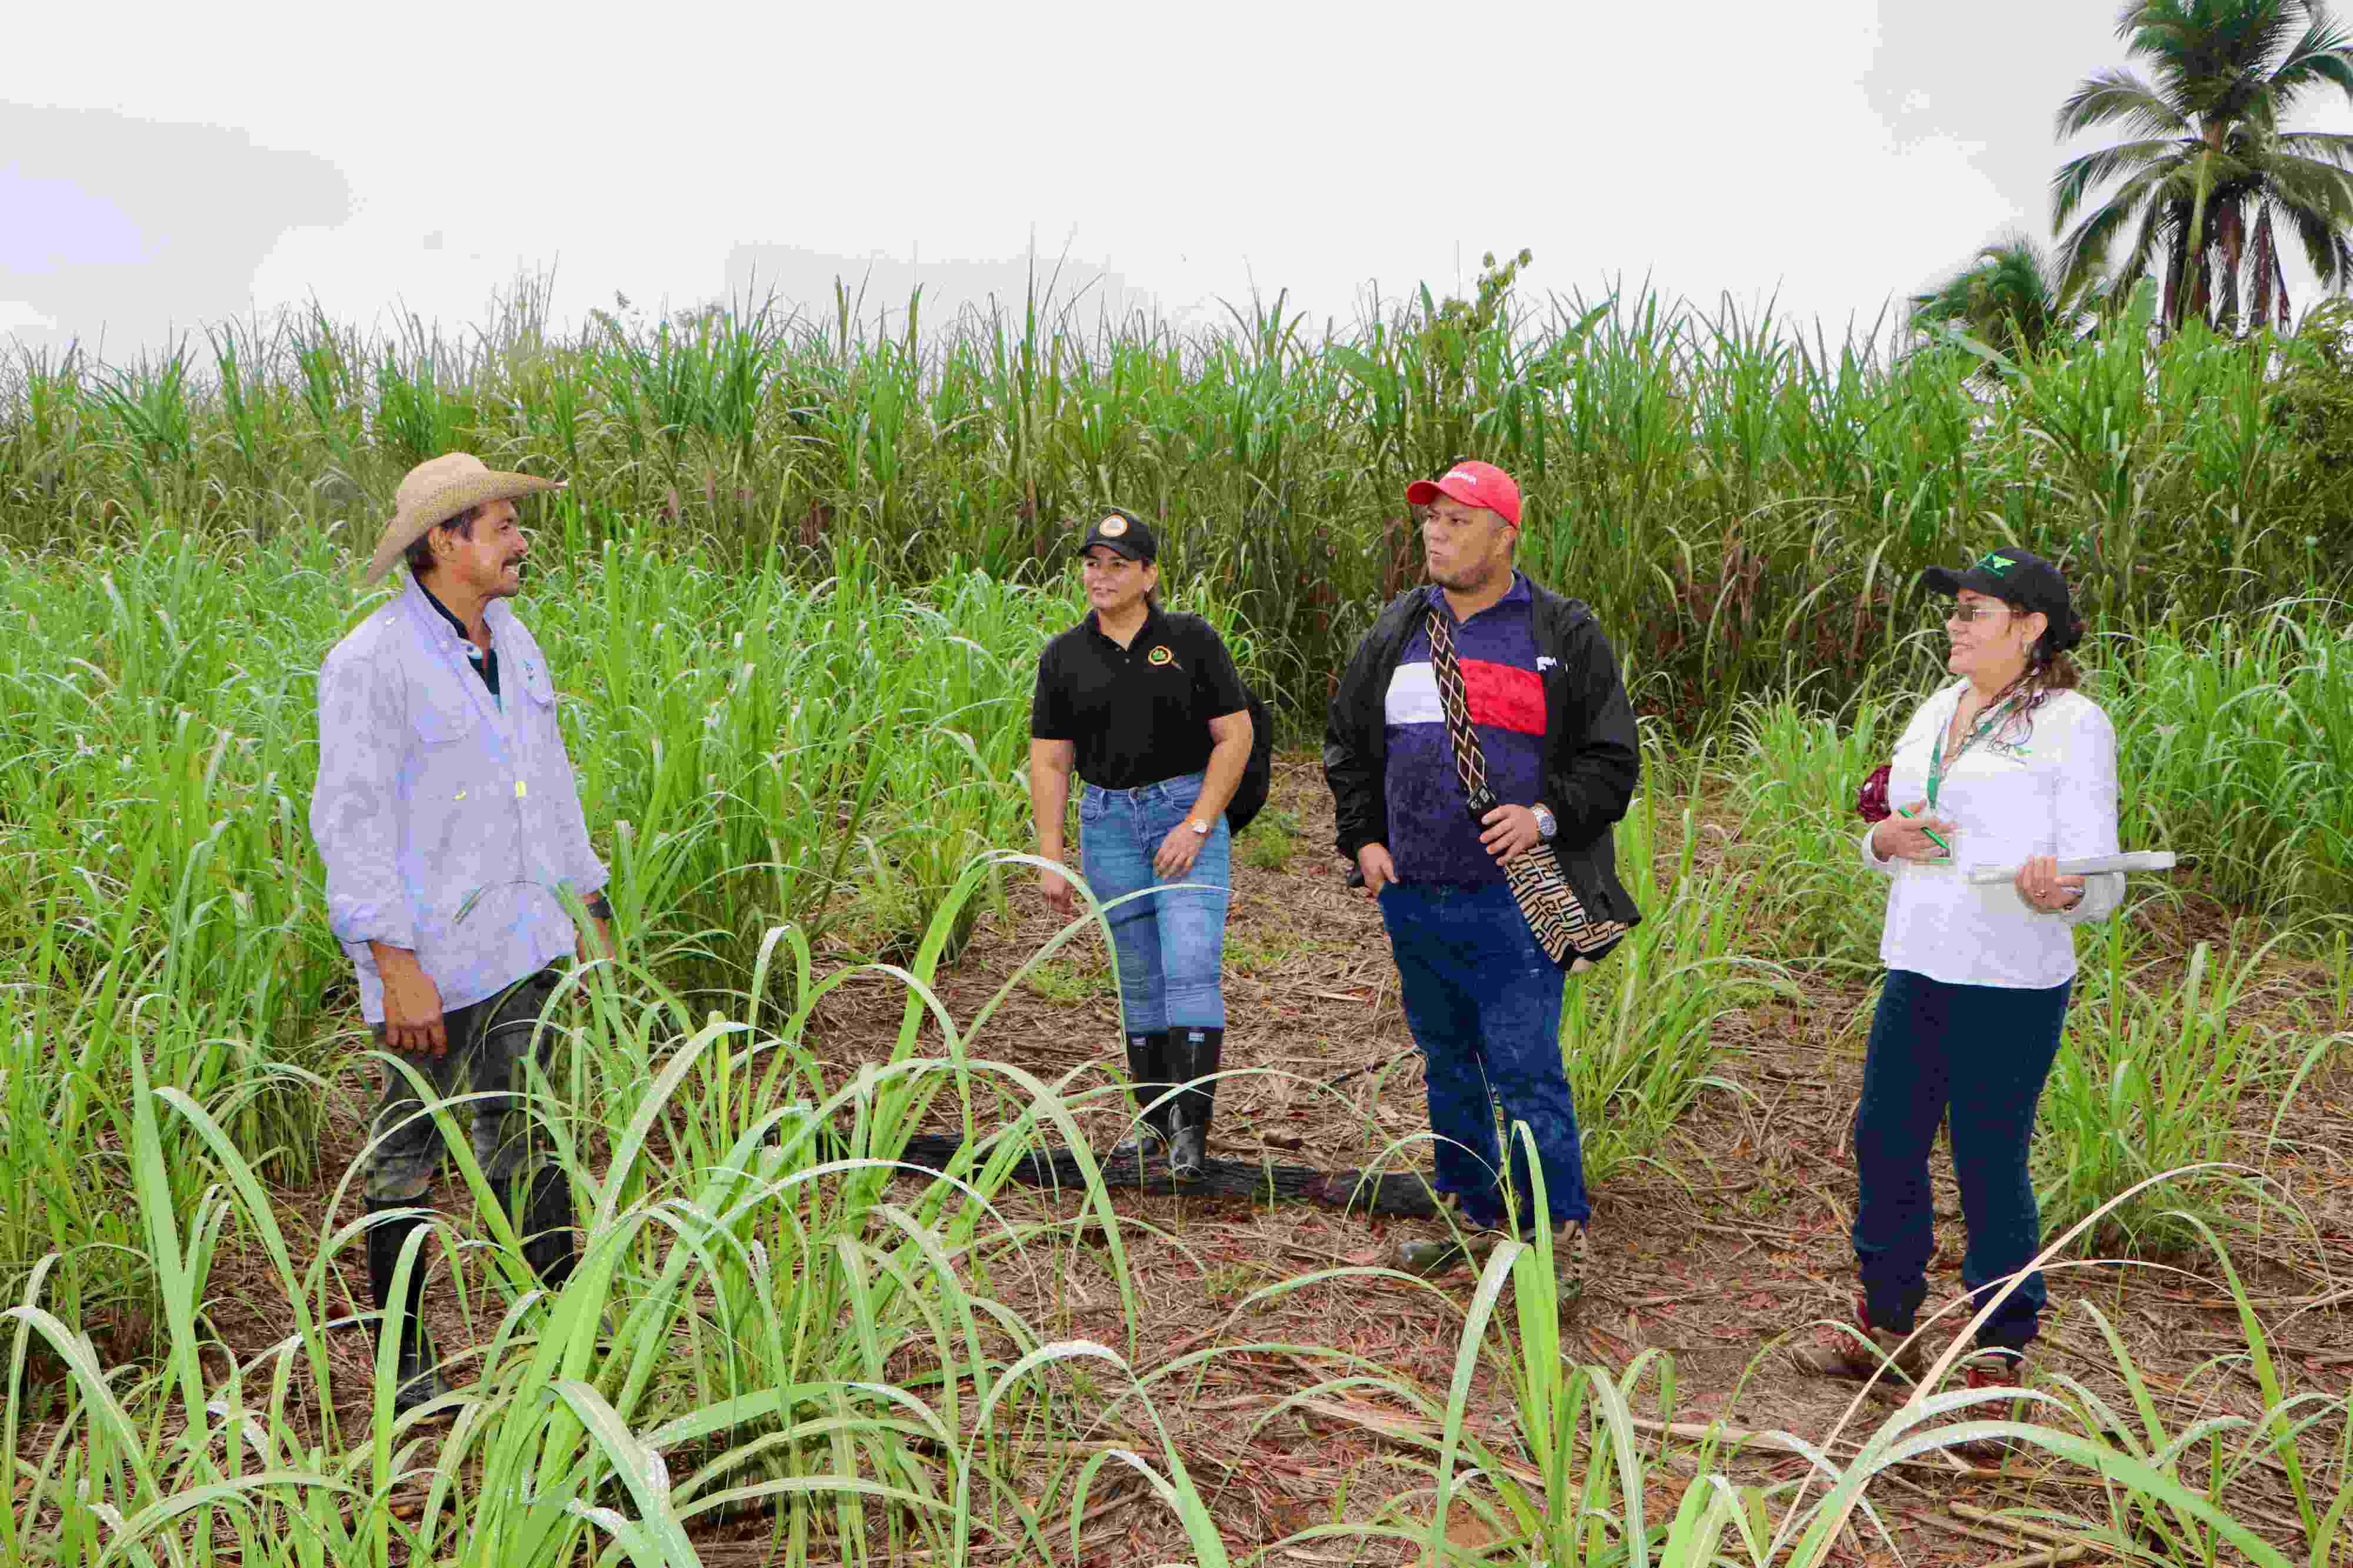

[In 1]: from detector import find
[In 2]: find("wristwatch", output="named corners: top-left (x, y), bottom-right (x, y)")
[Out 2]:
top-left (1531, 803), bottom-right (1557, 842)
top-left (1188, 818), bottom-right (1211, 835)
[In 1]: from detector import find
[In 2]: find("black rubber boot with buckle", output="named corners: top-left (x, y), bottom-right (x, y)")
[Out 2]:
top-left (364, 1200), bottom-right (451, 1415)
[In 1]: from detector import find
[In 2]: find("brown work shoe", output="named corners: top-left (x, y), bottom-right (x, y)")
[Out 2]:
top-left (1397, 1215), bottom-right (1584, 1282)
top-left (1789, 1296), bottom-right (1928, 1384)
top-left (1962, 1349), bottom-right (2028, 1390)
top-left (1556, 1221), bottom-right (1588, 1300)
top-left (1394, 1225), bottom-right (1508, 1276)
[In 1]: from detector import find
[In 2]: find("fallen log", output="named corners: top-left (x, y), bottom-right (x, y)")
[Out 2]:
top-left (890, 1133), bottom-right (1444, 1218)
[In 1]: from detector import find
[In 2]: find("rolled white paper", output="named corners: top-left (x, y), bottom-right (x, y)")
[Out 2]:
top-left (1964, 850), bottom-right (2179, 885)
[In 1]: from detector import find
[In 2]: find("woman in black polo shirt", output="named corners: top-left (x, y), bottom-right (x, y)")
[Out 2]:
top-left (1029, 510), bottom-right (1255, 1180)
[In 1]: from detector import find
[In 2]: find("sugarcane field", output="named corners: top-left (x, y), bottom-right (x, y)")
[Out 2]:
top-left (10, 10), bottom-right (2353, 1561)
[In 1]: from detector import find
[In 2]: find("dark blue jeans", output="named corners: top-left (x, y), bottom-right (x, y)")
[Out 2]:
top-left (1853, 968), bottom-right (2071, 1352)
top-left (1379, 881), bottom-right (1588, 1231)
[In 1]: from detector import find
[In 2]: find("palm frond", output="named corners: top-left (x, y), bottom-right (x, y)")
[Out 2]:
top-left (2054, 67), bottom-right (2188, 139)
top-left (2265, 9), bottom-right (2353, 105)
top-left (2285, 192), bottom-right (2353, 283)
top-left (2052, 140), bottom-right (2196, 230)
top-left (2057, 165), bottom-right (2187, 294)
top-left (2245, 148), bottom-right (2353, 220)
top-left (2098, 191), bottom-right (2178, 315)
top-left (2271, 129), bottom-right (2353, 165)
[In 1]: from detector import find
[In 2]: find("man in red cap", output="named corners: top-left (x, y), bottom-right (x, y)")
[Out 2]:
top-left (1324, 460), bottom-right (1641, 1282)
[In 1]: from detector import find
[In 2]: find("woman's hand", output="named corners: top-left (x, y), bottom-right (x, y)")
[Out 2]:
top-left (2014, 853), bottom-right (2085, 913)
top-left (1154, 823), bottom-right (1206, 879)
top-left (1039, 866), bottom-right (1076, 917)
top-left (1869, 801), bottom-right (1958, 863)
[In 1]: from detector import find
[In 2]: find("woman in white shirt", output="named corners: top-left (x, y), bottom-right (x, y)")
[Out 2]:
top-left (1795, 548), bottom-right (2121, 1389)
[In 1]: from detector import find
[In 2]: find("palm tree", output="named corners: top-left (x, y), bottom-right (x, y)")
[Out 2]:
top-left (1909, 233), bottom-right (2097, 364)
top-left (2052, 0), bottom-right (2353, 335)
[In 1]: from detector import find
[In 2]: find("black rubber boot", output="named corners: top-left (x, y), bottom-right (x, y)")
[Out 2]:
top-left (1129, 1030), bottom-right (1174, 1137)
top-left (1166, 1027), bottom-right (1222, 1181)
top-left (1110, 1031), bottom-right (1174, 1166)
top-left (509, 1167), bottom-right (616, 1340)
top-left (510, 1165), bottom-right (578, 1290)
top-left (363, 1200), bottom-right (449, 1414)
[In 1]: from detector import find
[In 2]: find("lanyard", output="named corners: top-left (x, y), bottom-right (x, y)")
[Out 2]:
top-left (1927, 690), bottom-right (2015, 810)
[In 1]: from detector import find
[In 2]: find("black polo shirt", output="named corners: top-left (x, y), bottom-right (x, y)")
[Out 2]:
top-left (1031, 606), bottom-right (1250, 790)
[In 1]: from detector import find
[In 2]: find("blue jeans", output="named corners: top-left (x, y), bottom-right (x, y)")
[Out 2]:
top-left (1852, 968), bottom-right (2071, 1352)
top-left (1079, 772), bottom-right (1231, 1034)
top-left (1378, 881), bottom-right (1588, 1230)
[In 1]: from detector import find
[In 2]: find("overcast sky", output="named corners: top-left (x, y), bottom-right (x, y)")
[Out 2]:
top-left (10, 1), bottom-right (2353, 359)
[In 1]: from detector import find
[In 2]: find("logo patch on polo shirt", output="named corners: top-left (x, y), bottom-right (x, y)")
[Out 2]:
top-left (1147, 645), bottom-right (1174, 666)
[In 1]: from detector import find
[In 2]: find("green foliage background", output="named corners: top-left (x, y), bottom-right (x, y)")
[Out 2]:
top-left (9, 263), bottom-right (2351, 735)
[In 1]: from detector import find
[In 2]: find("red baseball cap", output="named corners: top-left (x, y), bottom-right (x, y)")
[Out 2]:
top-left (1405, 460), bottom-right (1521, 526)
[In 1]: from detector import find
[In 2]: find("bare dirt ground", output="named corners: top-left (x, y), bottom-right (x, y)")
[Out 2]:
top-left (154, 753), bottom-right (2353, 1566)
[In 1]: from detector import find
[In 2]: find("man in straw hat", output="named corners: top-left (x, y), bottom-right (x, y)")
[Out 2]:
top-left (311, 453), bottom-right (611, 1413)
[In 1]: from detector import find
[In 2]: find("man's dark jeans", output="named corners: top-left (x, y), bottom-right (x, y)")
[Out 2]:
top-left (364, 968), bottom-right (563, 1205)
top-left (1379, 880), bottom-right (1588, 1231)
top-left (1853, 968), bottom-right (2072, 1352)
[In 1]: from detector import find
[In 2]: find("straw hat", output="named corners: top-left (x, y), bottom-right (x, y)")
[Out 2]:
top-left (364, 453), bottom-right (565, 585)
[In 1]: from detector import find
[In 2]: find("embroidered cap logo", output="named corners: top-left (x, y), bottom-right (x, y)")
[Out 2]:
top-left (1978, 551), bottom-right (2016, 575)
top-left (1097, 515), bottom-right (1129, 538)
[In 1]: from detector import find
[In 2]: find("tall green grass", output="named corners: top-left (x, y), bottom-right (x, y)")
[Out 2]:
top-left (1, 878), bottom-right (1239, 1568)
top-left (8, 269), bottom-right (2348, 728)
top-left (1561, 743), bottom-right (1796, 1185)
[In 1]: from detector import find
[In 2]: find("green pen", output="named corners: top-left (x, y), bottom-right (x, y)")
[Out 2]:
top-left (1896, 803), bottom-right (1952, 856)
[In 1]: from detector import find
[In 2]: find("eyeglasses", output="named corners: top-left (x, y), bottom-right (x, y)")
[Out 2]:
top-left (1945, 603), bottom-right (2017, 625)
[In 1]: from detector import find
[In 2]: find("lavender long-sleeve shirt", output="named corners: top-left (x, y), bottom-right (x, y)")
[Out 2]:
top-left (310, 577), bottom-right (606, 1022)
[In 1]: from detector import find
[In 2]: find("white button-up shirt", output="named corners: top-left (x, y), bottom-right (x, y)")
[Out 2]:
top-left (1861, 682), bottom-right (2124, 989)
top-left (311, 576), bottom-right (606, 1022)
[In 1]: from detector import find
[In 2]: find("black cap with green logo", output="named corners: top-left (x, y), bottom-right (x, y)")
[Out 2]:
top-left (1923, 547), bottom-right (2082, 650)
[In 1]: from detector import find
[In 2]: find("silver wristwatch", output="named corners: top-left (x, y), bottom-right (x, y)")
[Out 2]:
top-left (1531, 803), bottom-right (1557, 841)
top-left (1187, 818), bottom-right (1211, 836)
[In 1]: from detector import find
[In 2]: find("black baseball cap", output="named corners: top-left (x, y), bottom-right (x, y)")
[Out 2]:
top-left (1076, 508), bottom-right (1157, 563)
top-left (1922, 547), bottom-right (2084, 650)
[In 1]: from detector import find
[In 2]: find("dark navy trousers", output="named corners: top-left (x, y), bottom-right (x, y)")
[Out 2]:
top-left (1852, 968), bottom-right (2071, 1352)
